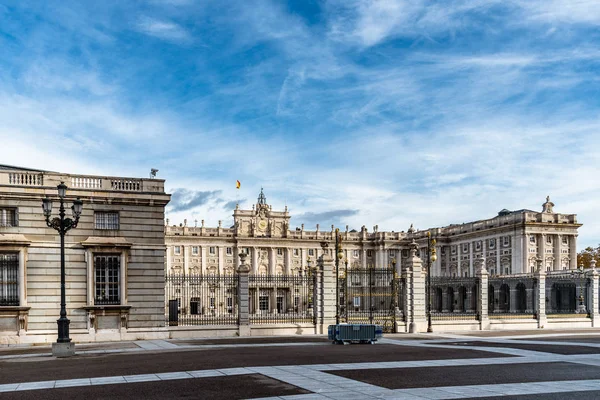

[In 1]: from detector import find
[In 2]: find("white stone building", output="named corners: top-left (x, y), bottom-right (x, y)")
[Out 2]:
top-left (0, 165), bottom-right (170, 344)
top-left (166, 190), bottom-right (581, 277)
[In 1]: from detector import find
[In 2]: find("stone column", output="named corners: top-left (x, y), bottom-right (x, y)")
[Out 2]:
top-left (469, 242), bottom-right (474, 277)
top-left (269, 247), bottom-right (276, 275)
top-left (218, 247), bottom-right (224, 275)
top-left (166, 246), bottom-right (172, 274)
top-left (477, 257), bottom-right (489, 330)
top-left (406, 240), bottom-right (426, 333)
top-left (591, 261), bottom-right (599, 327)
top-left (317, 242), bottom-right (336, 334)
top-left (252, 247), bottom-right (259, 274)
top-left (569, 235), bottom-right (578, 270)
top-left (285, 248), bottom-right (292, 274)
top-left (402, 269), bottom-right (411, 333)
top-left (201, 246), bottom-right (207, 274)
top-left (539, 234), bottom-right (546, 272)
top-left (535, 259), bottom-right (547, 329)
top-left (183, 245), bottom-right (189, 275)
top-left (554, 234), bottom-right (562, 271)
top-left (496, 238), bottom-right (501, 275)
top-left (237, 253), bottom-right (251, 336)
top-left (362, 249), bottom-right (367, 269)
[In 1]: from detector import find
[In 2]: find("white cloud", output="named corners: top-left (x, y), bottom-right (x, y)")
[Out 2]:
top-left (135, 17), bottom-right (191, 42)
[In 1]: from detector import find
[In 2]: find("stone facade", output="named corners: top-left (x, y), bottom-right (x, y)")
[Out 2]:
top-left (166, 191), bottom-right (581, 278)
top-left (0, 165), bottom-right (170, 344)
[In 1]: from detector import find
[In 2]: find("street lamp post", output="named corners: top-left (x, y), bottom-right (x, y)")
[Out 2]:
top-left (572, 265), bottom-right (587, 314)
top-left (42, 182), bottom-right (83, 354)
top-left (427, 232), bottom-right (437, 333)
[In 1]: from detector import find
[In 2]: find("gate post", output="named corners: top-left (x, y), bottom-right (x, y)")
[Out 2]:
top-left (535, 258), bottom-right (547, 329)
top-left (237, 253), bottom-right (251, 336)
top-left (476, 257), bottom-right (489, 330)
top-left (406, 240), bottom-right (426, 333)
top-left (317, 242), bottom-right (336, 334)
top-left (590, 261), bottom-right (599, 327)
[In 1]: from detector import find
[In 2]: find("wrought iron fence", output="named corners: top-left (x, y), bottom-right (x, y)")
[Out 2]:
top-left (546, 272), bottom-right (590, 317)
top-left (165, 274), bottom-right (238, 326)
top-left (488, 275), bottom-right (537, 319)
top-left (340, 267), bottom-right (401, 332)
top-left (248, 274), bottom-right (314, 324)
top-left (429, 276), bottom-right (479, 320)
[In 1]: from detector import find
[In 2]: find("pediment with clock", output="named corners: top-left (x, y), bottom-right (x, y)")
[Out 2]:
top-left (233, 188), bottom-right (290, 238)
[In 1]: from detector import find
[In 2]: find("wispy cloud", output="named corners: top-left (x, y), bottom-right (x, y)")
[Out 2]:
top-left (168, 189), bottom-right (222, 212)
top-left (2, 0), bottom-right (600, 250)
top-left (293, 209), bottom-right (360, 229)
top-left (135, 17), bottom-right (191, 43)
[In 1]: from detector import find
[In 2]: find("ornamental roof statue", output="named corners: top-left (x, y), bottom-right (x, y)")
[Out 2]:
top-left (542, 195), bottom-right (555, 213)
top-left (257, 187), bottom-right (267, 206)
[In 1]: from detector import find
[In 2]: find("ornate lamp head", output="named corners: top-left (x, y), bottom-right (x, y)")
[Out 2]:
top-left (42, 197), bottom-right (53, 218)
top-left (72, 198), bottom-right (83, 218)
top-left (57, 182), bottom-right (67, 198)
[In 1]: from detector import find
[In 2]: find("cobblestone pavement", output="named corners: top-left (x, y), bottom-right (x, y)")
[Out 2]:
top-left (2, 331), bottom-right (600, 399)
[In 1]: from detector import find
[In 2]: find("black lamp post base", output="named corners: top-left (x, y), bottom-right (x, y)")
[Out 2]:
top-left (52, 342), bottom-right (75, 358)
top-left (57, 318), bottom-right (71, 343)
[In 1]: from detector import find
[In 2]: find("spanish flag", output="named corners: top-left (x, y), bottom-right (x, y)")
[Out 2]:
top-left (236, 180), bottom-right (241, 189)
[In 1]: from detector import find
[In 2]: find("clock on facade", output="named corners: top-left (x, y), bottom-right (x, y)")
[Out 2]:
top-left (258, 219), bottom-right (268, 231)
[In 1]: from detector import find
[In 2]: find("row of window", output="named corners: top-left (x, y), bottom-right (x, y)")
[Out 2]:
top-left (174, 247), bottom-right (322, 257)
top-left (0, 208), bottom-right (120, 230)
top-left (0, 252), bottom-right (122, 306)
top-left (529, 235), bottom-right (569, 245)
top-left (172, 247), bottom-right (404, 259)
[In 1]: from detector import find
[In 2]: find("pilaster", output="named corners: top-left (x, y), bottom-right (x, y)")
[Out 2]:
top-left (317, 244), bottom-right (336, 334)
top-left (237, 253), bottom-right (250, 336)
top-left (554, 234), bottom-right (562, 271)
top-left (183, 245), bottom-right (189, 275)
top-left (469, 241), bottom-right (474, 277)
top-left (406, 240), bottom-right (426, 333)
top-left (539, 234), bottom-right (546, 271)
top-left (569, 235), bottom-right (578, 270)
top-left (477, 263), bottom-right (489, 330)
top-left (591, 263), bottom-right (599, 327)
top-left (535, 261), bottom-right (547, 329)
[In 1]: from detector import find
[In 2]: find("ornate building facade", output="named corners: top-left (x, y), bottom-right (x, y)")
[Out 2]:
top-left (165, 191), bottom-right (581, 277)
top-left (0, 165), bottom-right (170, 344)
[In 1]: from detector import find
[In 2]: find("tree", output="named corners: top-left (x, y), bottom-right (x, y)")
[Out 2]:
top-left (577, 245), bottom-right (600, 268)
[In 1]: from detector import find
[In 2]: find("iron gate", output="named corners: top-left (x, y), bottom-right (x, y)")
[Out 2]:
top-left (338, 266), bottom-right (401, 332)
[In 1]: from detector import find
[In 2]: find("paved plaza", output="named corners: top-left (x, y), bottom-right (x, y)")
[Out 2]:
top-left (2, 331), bottom-right (600, 399)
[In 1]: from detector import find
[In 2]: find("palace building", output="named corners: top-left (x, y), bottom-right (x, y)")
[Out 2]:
top-left (165, 190), bottom-right (581, 278)
top-left (0, 165), bottom-right (170, 344)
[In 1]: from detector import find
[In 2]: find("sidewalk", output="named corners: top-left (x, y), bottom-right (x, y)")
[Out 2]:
top-left (2, 329), bottom-right (600, 360)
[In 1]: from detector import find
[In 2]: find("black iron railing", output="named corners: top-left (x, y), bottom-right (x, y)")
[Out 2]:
top-left (488, 275), bottom-right (537, 318)
top-left (248, 274), bottom-right (314, 324)
top-left (546, 272), bottom-right (590, 317)
top-left (341, 267), bottom-right (400, 332)
top-left (430, 276), bottom-right (479, 320)
top-left (165, 274), bottom-right (238, 326)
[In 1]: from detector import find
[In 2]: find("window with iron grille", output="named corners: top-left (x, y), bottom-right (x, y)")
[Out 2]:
top-left (259, 290), bottom-right (269, 312)
top-left (95, 212), bottom-right (119, 230)
top-left (0, 253), bottom-right (18, 306)
top-left (0, 209), bottom-right (17, 227)
top-left (190, 297), bottom-right (200, 315)
top-left (94, 254), bottom-right (120, 305)
top-left (227, 297), bottom-right (233, 313)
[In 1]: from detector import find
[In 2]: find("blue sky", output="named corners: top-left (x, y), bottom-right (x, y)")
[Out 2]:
top-left (2, 1), bottom-right (600, 248)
